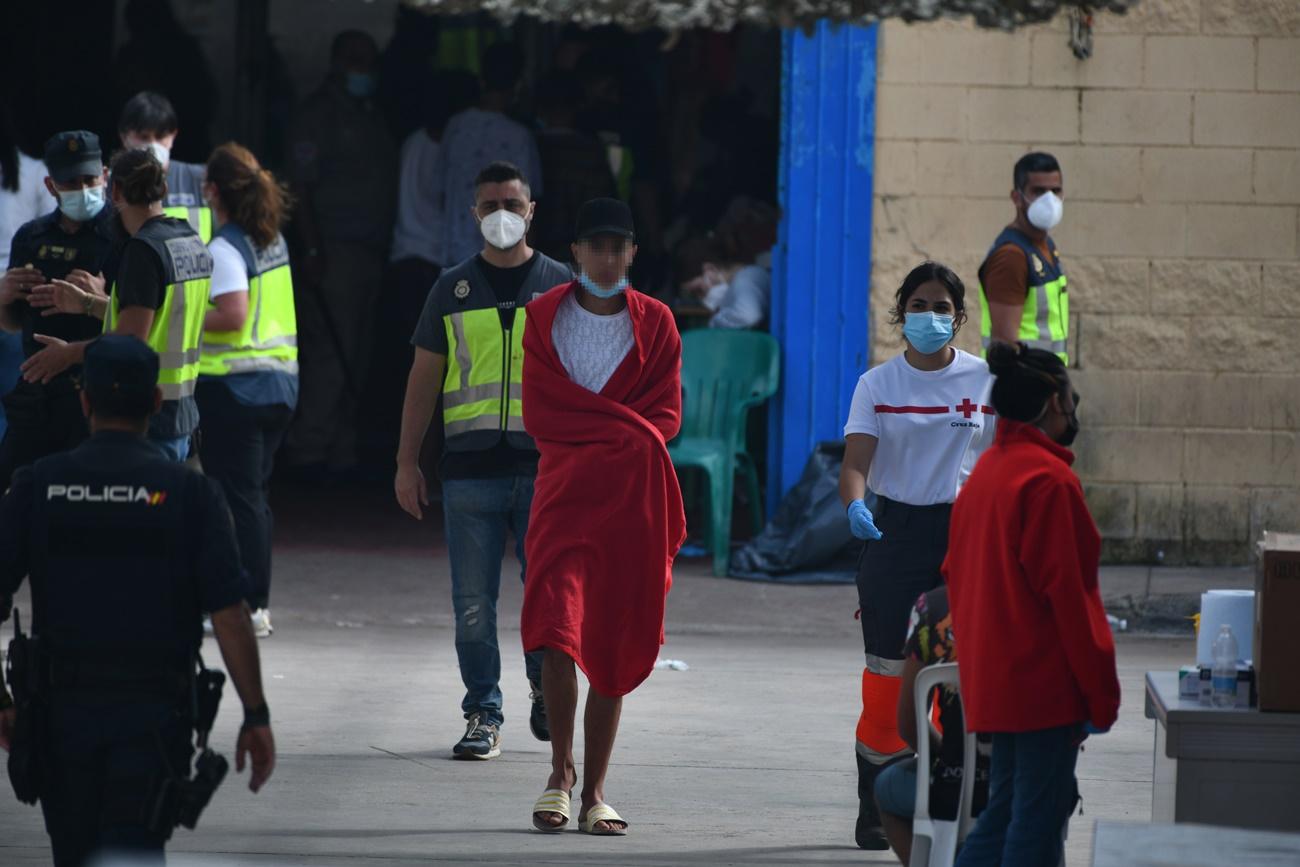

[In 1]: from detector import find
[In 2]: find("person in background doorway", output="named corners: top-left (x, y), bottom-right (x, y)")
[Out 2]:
top-left (530, 69), bottom-right (615, 265)
top-left (0, 108), bottom-right (57, 449)
top-left (111, 0), bottom-right (218, 163)
top-left (118, 91), bottom-right (212, 240)
top-left (978, 153), bottom-right (1068, 362)
top-left (20, 149), bottom-right (212, 462)
top-left (196, 143), bottom-right (298, 639)
top-left (0, 131), bottom-right (115, 490)
top-left (525, 198), bottom-right (684, 837)
top-left (838, 262), bottom-right (994, 851)
top-left (397, 162), bottom-right (571, 761)
top-left (430, 42), bottom-right (543, 268)
top-left (947, 341), bottom-right (1119, 867)
top-left (286, 29), bottom-right (397, 479)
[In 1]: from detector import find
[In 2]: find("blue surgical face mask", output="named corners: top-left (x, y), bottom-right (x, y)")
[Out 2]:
top-left (579, 272), bottom-right (628, 299)
top-left (345, 72), bottom-right (377, 98)
top-left (57, 184), bottom-right (106, 222)
top-left (903, 311), bottom-right (954, 355)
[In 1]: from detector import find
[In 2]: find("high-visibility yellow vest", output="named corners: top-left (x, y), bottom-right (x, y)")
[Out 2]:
top-left (430, 254), bottom-right (572, 453)
top-left (104, 217), bottom-right (212, 401)
top-left (199, 225), bottom-right (298, 377)
top-left (978, 228), bottom-right (1069, 363)
top-left (443, 306), bottom-right (527, 445)
top-left (162, 205), bottom-right (213, 244)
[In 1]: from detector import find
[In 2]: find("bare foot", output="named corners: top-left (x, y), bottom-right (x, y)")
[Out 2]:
top-left (579, 799), bottom-right (628, 833)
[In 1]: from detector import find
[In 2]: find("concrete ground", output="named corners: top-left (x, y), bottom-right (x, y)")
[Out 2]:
top-left (0, 483), bottom-right (1236, 866)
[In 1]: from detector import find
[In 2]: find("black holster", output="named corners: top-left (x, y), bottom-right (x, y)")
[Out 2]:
top-left (5, 609), bottom-right (45, 805)
top-left (144, 660), bottom-right (228, 833)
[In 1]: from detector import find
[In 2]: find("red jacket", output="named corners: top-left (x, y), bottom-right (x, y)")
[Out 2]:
top-left (944, 419), bottom-right (1120, 733)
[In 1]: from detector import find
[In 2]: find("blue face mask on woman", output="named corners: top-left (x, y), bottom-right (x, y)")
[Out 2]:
top-left (579, 272), bottom-right (629, 299)
top-left (902, 311), bottom-right (954, 355)
top-left (57, 185), bottom-right (106, 222)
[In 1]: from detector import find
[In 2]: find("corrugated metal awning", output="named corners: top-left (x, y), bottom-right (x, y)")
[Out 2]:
top-left (400, 0), bottom-right (1140, 32)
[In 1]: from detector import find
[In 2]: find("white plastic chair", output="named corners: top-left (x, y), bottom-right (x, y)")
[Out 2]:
top-left (909, 662), bottom-right (979, 867)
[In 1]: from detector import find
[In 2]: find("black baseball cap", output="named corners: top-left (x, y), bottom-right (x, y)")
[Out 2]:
top-left (82, 335), bottom-right (159, 403)
top-left (43, 131), bottom-right (104, 184)
top-left (575, 198), bottom-right (635, 241)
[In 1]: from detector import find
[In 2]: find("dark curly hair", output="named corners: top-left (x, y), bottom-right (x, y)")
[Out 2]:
top-left (110, 148), bottom-right (167, 206)
top-left (986, 341), bottom-right (1070, 422)
top-left (889, 260), bottom-right (968, 330)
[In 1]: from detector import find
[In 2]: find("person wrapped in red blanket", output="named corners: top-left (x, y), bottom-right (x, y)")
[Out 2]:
top-left (522, 198), bottom-right (684, 837)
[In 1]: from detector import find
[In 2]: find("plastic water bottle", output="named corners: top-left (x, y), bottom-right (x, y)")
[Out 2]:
top-left (1211, 625), bottom-right (1239, 708)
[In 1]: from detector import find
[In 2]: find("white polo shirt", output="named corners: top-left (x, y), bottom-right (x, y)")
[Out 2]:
top-left (843, 349), bottom-right (996, 506)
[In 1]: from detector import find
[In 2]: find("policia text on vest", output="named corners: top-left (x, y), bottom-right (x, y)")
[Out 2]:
top-left (978, 227), bottom-right (1069, 363)
top-left (199, 225), bottom-right (298, 377)
top-left (105, 218), bottom-right (213, 419)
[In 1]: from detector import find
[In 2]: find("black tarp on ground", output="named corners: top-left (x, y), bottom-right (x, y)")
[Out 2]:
top-left (728, 441), bottom-right (872, 585)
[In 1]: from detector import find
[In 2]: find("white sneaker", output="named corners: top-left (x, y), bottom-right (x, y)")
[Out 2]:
top-left (202, 615), bottom-right (214, 635)
top-left (250, 608), bottom-right (273, 638)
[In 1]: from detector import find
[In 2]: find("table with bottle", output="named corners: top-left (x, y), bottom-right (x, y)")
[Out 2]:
top-left (1144, 670), bottom-right (1300, 832)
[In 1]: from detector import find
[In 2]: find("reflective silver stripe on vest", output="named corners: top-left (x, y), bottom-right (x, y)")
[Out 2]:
top-left (449, 313), bottom-right (473, 391)
top-left (444, 414), bottom-right (506, 437)
top-left (444, 382), bottom-right (505, 409)
top-left (506, 414), bottom-right (527, 433)
top-left (1025, 338), bottom-right (1068, 354)
top-left (159, 379), bottom-right (196, 400)
top-left (1033, 283), bottom-right (1053, 343)
top-left (202, 334), bottom-right (298, 354)
top-left (221, 356), bottom-right (299, 375)
top-left (159, 347), bottom-right (203, 367)
top-left (180, 208), bottom-right (203, 235)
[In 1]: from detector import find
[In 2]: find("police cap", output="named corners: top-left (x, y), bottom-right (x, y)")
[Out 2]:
top-left (82, 335), bottom-right (159, 403)
top-left (43, 131), bottom-right (104, 184)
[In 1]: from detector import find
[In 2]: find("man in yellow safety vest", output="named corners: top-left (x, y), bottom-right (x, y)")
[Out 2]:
top-left (396, 161), bottom-right (571, 761)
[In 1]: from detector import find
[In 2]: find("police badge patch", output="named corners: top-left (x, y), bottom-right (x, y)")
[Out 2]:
top-left (1031, 254), bottom-right (1045, 276)
top-left (453, 280), bottom-right (471, 300)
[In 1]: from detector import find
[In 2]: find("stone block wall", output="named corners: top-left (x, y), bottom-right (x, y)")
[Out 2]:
top-left (870, 0), bottom-right (1300, 564)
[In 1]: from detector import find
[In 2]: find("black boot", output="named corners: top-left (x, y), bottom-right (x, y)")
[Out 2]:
top-left (856, 752), bottom-right (890, 850)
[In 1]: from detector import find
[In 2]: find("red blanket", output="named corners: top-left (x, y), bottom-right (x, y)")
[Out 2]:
top-left (521, 282), bottom-right (686, 697)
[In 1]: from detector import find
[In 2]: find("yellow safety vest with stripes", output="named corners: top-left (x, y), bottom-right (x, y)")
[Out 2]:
top-left (162, 205), bottom-right (213, 244)
top-left (433, 254), bottom-right (573, 453)
top-left (978, 227), bottom-right (1068, 363)
top-left (199, 225), bottom-right (298, 377)
top-left (104, 217), bottom-right (212, 402)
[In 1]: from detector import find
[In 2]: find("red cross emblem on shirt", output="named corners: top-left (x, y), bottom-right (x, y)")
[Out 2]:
top-left (956, 398), bottom-right (979, 419)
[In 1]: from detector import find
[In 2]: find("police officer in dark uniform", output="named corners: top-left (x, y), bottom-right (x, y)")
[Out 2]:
top-left (0, 131), bottom-right (116, 491)
top-left (0, 335), bottom-right (276, 866)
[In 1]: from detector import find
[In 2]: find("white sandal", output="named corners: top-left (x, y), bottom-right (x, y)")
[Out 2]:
top-left (579, 803), bottom-right (628, 836)
top-left (532, 788), bottom-right (572, 832)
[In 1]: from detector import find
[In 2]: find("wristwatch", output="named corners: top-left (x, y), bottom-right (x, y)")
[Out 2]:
top-left (242, 702), bottom-right (271, 729)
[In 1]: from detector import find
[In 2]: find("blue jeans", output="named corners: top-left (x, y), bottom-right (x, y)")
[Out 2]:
top-left (442, 475), bottom-right (543, 727)
top-left (151, 435), bottom-right (191, 462)
top-left (955, 724), bottom-right (1081, 867)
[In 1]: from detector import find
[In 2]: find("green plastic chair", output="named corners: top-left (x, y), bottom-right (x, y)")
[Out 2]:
top-left (669, 330), bottom-right (781, 576)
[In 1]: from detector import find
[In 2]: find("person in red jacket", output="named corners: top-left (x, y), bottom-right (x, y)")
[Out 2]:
top-left (945, 341), bottom-right (1120, 867)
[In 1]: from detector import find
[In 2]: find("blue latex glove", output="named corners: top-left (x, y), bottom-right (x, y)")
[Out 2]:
top-left (1083, 721), bottom-right (1109, 735)
top-left (847, 499), bottom-right (883, 541)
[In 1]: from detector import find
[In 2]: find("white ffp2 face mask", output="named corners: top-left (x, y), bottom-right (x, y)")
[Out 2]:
top-left (1027, 191), bottom-right (1063, 231)
top-left (479, 209), bottom-right (527, 250)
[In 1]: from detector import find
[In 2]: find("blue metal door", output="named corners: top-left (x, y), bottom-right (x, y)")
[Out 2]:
top-left (767, 22), bottom-right (878, 511)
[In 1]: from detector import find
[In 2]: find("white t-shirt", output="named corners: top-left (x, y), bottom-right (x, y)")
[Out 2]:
top-left (843, 349), bottom-right (996, 506)
top-left (551, 290), bottom-right (634, 394)
top-left (208, 236), bottom-right (249, 299)
top-left (390, 129), bottom-right (441, 264)
top-left (0, 154), bottom-right (52, 270)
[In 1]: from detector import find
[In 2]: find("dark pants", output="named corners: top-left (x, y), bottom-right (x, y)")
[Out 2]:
top-left (856, 498), bottom-right (952, 663)
top-left (954, 724), bottom-right (1082, 867)
top-left (40, 694), bottom-right (192, 867)
top-left (442, 475), bottom-right (544, 726)
top-left (0, 379), bottom-right (89, 492)
top-left (196, 380), bottom-right (293, 609)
